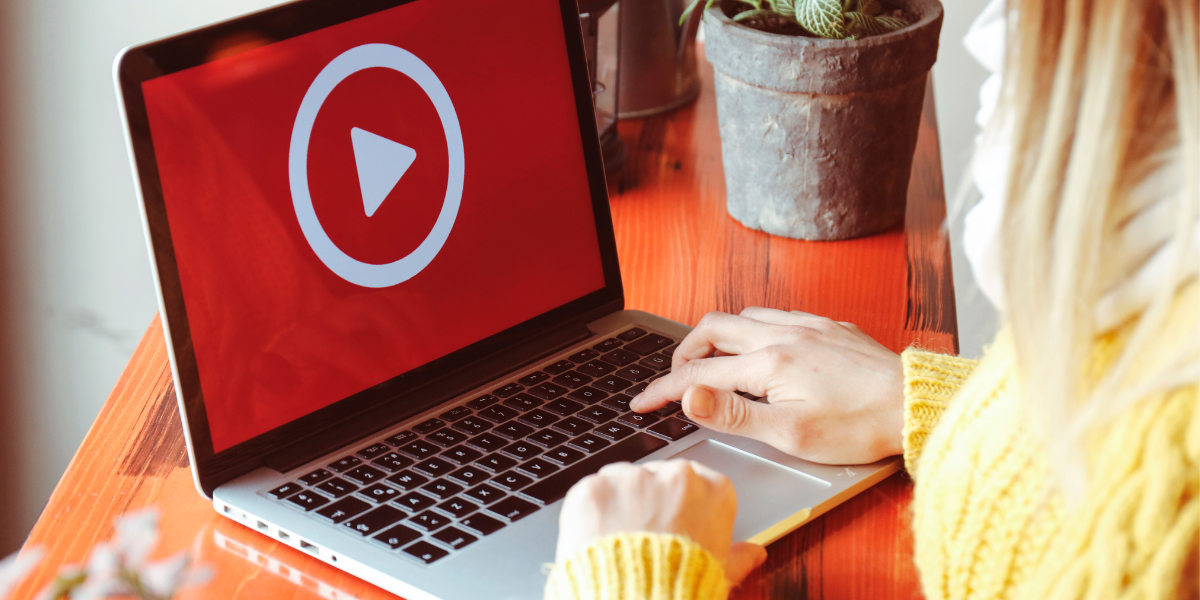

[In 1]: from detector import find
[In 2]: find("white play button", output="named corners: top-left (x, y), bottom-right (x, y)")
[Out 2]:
top-left (350, 126), bottom-right (417, 217)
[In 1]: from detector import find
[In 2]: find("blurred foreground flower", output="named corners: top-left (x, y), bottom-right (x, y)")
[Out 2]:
top-left (1, 546), bottom-right (45, 599)
top-left (40, 508), bottom-right (211, 600)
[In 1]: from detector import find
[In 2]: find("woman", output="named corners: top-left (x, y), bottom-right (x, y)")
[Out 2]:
top-left (544, 0), bottom-right (1199, 597)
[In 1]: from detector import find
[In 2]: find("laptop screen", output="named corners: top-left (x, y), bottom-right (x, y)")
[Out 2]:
top-left (139, 0), bottom-right (606, 452)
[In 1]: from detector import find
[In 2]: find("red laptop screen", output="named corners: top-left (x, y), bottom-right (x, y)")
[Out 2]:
top-left (141, 0), bottom-right (605, 452)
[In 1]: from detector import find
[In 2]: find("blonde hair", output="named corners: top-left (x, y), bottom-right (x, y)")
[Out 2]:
top-left (994, 0), bottom-right (1199, 491)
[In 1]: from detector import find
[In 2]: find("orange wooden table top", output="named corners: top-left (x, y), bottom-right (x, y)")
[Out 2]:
top-left (12, 44), bottom-right (955, 600)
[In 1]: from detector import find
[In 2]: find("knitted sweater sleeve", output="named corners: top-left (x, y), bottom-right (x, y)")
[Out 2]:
top-left (901, 348), bottom-right (979, 476)
top-left (544, 533), bottom-right (730, 600)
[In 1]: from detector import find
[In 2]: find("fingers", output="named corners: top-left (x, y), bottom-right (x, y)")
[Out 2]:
top-left (631, 354), bottom-right (766, 412)
top-left (672, 312), bottom-right (797, 369)
top-left (740, 306), bottom-right (870, 340)
top-left (725, 542), bottom-right (768, 585)
top-left (682, 385), bottom-right (800, 449)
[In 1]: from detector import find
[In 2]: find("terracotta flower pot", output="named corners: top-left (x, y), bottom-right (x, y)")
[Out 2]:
top-left (705, 0), bottom-right (943, 240)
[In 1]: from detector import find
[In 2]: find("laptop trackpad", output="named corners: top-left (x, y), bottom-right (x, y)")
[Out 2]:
top-left (669, 439), bottom-right (831, 541)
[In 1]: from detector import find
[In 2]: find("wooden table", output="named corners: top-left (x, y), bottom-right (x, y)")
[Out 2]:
top-left (10, 44), bottom-right (955, 600)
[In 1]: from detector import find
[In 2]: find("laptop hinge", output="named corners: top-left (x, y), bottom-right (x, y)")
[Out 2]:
top-left (262, 319), bottom-right (596, 474)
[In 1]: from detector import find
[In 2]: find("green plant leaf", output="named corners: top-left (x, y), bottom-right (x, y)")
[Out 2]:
top-left (844, 10), bottom-right (907, 37)
top-left (793, 0), bottom-right (847, 38)
top-left (733, 8), bottom-right (776, 21)
top-left (775, 0), bottom-right (797, 18)
top-left (678, 0), bottom-right (719, 26)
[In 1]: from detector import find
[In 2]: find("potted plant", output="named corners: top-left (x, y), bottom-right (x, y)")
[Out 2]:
top-left (683, 0), bottom-right (943, 240)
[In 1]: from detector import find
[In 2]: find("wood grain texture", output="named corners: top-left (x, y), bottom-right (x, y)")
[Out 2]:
top-left (11, 44), bottom-right (953, 600)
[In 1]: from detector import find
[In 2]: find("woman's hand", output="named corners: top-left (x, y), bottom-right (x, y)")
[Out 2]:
top-left (630, 307), bottom-right (905, 465)
top-left (556, 459), bottom-right (767, 585)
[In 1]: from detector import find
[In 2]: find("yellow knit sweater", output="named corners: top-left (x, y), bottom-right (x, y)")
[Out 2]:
top-left (545, 285), bottom-right (1199, 600)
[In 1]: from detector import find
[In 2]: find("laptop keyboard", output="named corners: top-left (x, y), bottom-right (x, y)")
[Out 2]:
top-left (262, 327), bottom-right (700, 566)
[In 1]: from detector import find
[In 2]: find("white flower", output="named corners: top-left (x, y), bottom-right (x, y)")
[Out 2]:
top-left (0, 547), bottom-right (44, 600)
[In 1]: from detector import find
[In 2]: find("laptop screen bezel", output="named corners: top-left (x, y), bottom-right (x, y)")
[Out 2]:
top-left (116, 0), bottom-right (623, 495)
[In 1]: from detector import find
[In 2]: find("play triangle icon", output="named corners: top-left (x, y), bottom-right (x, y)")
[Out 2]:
top-left (351, 127), bottom-right (417, 218)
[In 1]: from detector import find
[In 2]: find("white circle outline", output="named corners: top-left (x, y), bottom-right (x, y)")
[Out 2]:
top-left (289, 44), bottom-right (464, 288)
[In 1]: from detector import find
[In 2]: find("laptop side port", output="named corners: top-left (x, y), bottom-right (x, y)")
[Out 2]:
top-left (299, 540), bottom-right (318, 553)
top-left (256, 521), bottom-right (269, 531)
top-left (277, 531), bottom-right (290, 542)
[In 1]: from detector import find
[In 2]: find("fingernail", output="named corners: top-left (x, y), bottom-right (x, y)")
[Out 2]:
top-left (687, 386), bottom-right (715, 418)
top-left (629, 394), bottom-right (643, 410)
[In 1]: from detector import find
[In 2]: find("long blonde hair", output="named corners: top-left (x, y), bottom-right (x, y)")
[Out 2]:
top-left (994, 0), bottom-right (1199, 489)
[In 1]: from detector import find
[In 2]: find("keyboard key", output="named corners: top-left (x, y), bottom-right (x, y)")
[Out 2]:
top-left (414, 418), bottom-right (446, 435)
top-left (618, 412), bottom-right (660, 429)
top-left (517, 458), bottom-right (559, 479)
top-left (617, 327), bottom-right (648, 341)
top-left (652, 403), bottom-right (682, 417)
top-left (568, 386), bottom-right (608, 404)
top-left (443, 445), bottom-right (483, 465)
top-left (428, 428), bottom-right (468, 448)
top-left (544, 360), bottom-right (575, 375)
top-left (647, 417), bottom-right (700, 441)
top-left (286, 491), bottom-right (329, 511)
top-left (528, 382), bottom-right (569, 400)
top-left (409, 510), bottom-right (451, 532)
top-left (384, 430), bottom-right (418, 447)
top-left (394, 491), bottom-right (437, 512)
top-left (552, 416), bottom-right (593, 436)
top-left (298, 469), bottom-right (333, 486)
top-left (552, 371), bottom-right (591, 389)
top-left (459, 513), bottom-right (506, 536)
top-left (414, 457), bottom-right (454, 478)
top-left (386, 470), bottom-right (428, 491)
top-left (452, 416), bottom-right (493, 435)
top-left (436, 498), bottom-right (480, 519)
top-left (344, 465), bottom-right (386, 485)
top-left (594, 376), bottom-right (633, 394)
top-left (267, 482), bottom-right (301, 499)
top-left (493, 382), bottom-right (524, 398)
top-left (467, 432), bottom-right (509, 452)
top-left (543, 446), bottom-right (586, 466)
top-left (448, 466), bottom-right (491, 486)
top-left (577, 360), bottom-right (617, 378)
top-left (372, 452), bottom-right (414, 473)
top-left (373, 524), bottom-right (421, 550)
top-left (475, 454), bottom-right (518, 473)
top-left (518, 371), bottom-right (551, 386)
top-left (327, 456), bottom-right (362, 473)
top-left (421, 479), bottom-right (465, 500)
top-left (494, 421), bottom-right (536, 440)
top-left (578, 406), bottom-right (618, 424)
top-left (464, 483), bottom-right (504, 505)
top-left (402, 540), bottom-right (449, 564)
top-left (545, 398), bottom-right (584, 417)
top-left (594, 422), bottom-right (636, 441)
top-left (487, 496), bottom-right (540, 522)
top-left (343, 506), bottom-right (405, 536)
top-left (491, 471), bottom-right (534, 491)
top-left (356, 443), bottom-right (391, 460)
top-left (626, 381), bottom-right (650, 396)
top-left (640, 354), bottom-right (672, 370)
top-left (399, 439), bottom-right (440, 460)
top-left (593, 338), bottom-right (623, 352)
top-left (503, 393), bottom-right (543, 412)
top-left (477, 405), bottom-right (519, 424)
top-left (602, 395), bottom-right (633, 412)
top-left (569, 348), bottom-right (600, 363)
top-left (527, 429), bottom-right (570, 448)
top-left (316, 478), bottom-right (357, 498)
top-left (439, 406), bottom-right (472, 422)
top-left (502, 441), bottom-right (543, 460)
top-left (316, 497), bottom-right (370, 523)
top-left (466, 394), bottom-right (500, 410)
top-left (615, 365), bottom-right (655, 382)
top-left (601, 349), bottom-right (640, 367)
top-left (518, 409), bottom-right (560, 428)
top-left (626, 333), bottom-right (674, 356)
top-left (662, 343), bottom-right (679, 355)
top-left (569, 434), bottom-right (611, 453)
top-left (432, 526), bottom-right (478, 550)
top-left (522, 433), bottom-right (669, 505)
top-left (358, 483), bottom-right (401, 503)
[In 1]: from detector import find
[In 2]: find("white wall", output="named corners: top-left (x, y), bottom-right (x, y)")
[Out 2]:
top-left (0, 0), bottom-right (286, 555)
top-left (0, 0), bottom-right (999, 554)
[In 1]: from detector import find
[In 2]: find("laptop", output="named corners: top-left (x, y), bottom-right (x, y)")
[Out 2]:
top-left (113, 0), bottom-right (901, 597)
